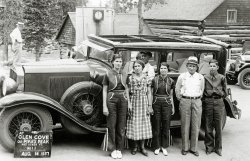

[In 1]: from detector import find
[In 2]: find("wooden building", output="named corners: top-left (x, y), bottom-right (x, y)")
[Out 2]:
top-left (143, 0), bottom-right (250, 46)
top-left (55, 12), bottom-right (76, 49)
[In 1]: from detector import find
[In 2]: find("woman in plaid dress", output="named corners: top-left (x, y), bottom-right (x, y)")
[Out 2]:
top-left (126, 60), bottom-right (153, 156)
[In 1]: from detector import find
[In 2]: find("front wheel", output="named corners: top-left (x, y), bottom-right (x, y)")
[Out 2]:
top-left (239, 68), bottom-right (250, 89)
top-left (0, 105), bottom-right (53, 152)
top-left (60, 82), bottom-right (104, 128)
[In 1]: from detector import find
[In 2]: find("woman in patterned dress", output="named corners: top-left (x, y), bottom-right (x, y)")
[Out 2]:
top-left (126, 60), bottom-right (153, 156)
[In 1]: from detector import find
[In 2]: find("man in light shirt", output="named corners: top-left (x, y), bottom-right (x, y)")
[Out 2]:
top-left (140, 51), bottom-right (155, 81)
top-left (9, 22), bottom-right (24, 66)
top-left (123, 51), bottom-right (155, 81)
top-left (175, 56), bottom-right (205, 157)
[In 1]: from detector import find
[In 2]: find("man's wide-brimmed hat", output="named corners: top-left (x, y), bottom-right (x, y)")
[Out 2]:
top-left (187, 56), bottom-right (198, 65)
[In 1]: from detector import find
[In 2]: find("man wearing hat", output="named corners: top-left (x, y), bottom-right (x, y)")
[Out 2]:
top-left (9, 22), bottom-right (24, 66)
top-left (140, 51), bottom-right (155, 81)
top-left (175, 56), bottom-right (204, 156)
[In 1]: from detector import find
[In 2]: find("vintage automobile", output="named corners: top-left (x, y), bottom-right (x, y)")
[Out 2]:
top-left (0, 35), bottom-right (241, 152)
top-left (226, 51), bottom-right (250, 89)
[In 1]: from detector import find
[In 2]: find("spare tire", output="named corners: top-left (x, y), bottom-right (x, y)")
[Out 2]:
top-left (60, 81), bottom-right (104, 127)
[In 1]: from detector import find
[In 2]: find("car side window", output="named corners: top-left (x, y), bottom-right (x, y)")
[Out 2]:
top-left (165, 50), bottom-right (194, 73)
top-left (199, 52), bottom-right (214, 75)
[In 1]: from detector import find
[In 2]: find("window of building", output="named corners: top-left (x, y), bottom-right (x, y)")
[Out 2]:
top-left (227, 9), bottom-right (237, 23)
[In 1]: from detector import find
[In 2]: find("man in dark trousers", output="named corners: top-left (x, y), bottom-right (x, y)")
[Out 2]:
top-left (203, 59), bottom-right (228, 156)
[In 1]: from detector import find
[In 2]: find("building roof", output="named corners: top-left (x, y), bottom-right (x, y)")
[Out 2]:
top-left (55, 13), bottom-right (76, 45)
top-left (143, 0), bottom-right (225, 21)
top-left (68, 12), bottom-right (76, 28)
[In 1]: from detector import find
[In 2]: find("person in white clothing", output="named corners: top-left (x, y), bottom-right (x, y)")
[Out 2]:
top-left (175, 56), bottom-right (205, 157)
top-left (9, 22), bottom-right (24, 66)
top-left (140, 51), bottom-right (155, 81)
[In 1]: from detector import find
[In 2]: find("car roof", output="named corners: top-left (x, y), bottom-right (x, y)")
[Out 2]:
top-left (115, 42), bottom-right (222, 51)
top-left (87, 34), bottom-right (226, 52)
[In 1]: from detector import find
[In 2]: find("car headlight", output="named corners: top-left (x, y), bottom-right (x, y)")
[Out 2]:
top-left (2, 77), bottom-right (18, 96)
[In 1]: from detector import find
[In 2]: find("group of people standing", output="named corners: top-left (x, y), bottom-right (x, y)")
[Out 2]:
top-left (102, 51), bottom-right (227, 159)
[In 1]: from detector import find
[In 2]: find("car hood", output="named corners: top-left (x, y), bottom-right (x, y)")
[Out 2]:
top-left (240, 55), bottom-right (250, 63)
top-left (21, 59), bottom-right (109, 74)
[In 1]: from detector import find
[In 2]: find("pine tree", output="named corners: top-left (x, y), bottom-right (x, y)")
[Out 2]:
top-left (0, 0), bottom-right (23, 61)
top-left (23, 0), bottom-right (54, 61)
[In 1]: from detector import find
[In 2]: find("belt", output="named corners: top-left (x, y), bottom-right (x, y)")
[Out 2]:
top-left (155, 95), bottom-right (170, 98)
top-left (182, 96), bottom-right (201, 99)
top-left (205, 96), bottom-right (222, 99)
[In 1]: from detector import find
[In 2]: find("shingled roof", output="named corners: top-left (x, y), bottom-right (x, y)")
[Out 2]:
top-left (143, 0), bottom-right (225, 21)
top-left (56, 12), bottom-right (76, 46)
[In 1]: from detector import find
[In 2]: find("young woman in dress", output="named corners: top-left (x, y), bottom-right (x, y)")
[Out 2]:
top-left (126, 60), bottom-right (153, 156)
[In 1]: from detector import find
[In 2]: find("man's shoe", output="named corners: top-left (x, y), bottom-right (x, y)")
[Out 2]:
top-left (215, 150), bottom-right (222, 156)
top-left (181, 150), bottom-right (188, 155)
top-left (131, 148), bottom-right (137, 155)
top-left (189, 150), bottom-right (199, 157)
top-left (154, 148), bottom-right (160, 155)
top-left (116, 150), bottom-right (122, 159)
top-left (111, 150), bottom-right (117, 159)
top-left (141, 148), bottom-right (148, 156)
top-left (162, 148), bottom-right (168, 156)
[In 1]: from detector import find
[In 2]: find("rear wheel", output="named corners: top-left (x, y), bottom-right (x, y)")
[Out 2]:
top-left (0, 105), bottom-right (53, 152)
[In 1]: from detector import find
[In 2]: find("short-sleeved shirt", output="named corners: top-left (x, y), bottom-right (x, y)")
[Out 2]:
top-left (152, 75), bottom-right (174, 96)
top-left (102, 70), bottom-right (125, 90)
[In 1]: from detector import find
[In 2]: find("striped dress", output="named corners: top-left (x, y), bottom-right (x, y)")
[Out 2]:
top-left (126, 74), bottom-right (152, 140)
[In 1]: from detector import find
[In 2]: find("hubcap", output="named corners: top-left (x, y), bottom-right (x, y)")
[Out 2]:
top-left (80, 100), bottom-right (94, 115)
top-left (9, 112), bottom-right (42, 139)
top-left (20, 122), bottom-right (32, 131)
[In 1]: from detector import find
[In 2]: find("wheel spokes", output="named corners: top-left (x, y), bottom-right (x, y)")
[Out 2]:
top-left (8, 112), bottom-right (42, 139)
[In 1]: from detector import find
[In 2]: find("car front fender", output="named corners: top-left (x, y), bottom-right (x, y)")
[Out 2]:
top-left (224, 97), bottom-right (241, 119)
top-left (0, 92), bottom-right (106, 133)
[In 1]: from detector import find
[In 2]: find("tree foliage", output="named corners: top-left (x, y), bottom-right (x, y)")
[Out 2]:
top-left (0, 0), bottom-right (23, 44)
top-left (114, 0), bottom-right (166, 13)
top-left (23, 0), bottom-right (55, 60)
top-left (22, 0), bottom-right (87, 60)
top-left (113, 0), bottom-right (167, 34)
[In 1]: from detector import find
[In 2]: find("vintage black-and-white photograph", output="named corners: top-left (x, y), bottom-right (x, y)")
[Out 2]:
top-left (0, 0), bottom-right (249, 160)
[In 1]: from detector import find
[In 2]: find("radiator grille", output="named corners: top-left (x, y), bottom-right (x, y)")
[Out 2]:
top-left (49, 76), bottom-right (85, 102)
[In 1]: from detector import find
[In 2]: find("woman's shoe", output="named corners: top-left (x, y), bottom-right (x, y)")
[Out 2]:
top-left (116, 150), bottom-right (122, 159)
top-left (111, 150), bottom-right (117, 159)
top-left (162, 148), bottom-right (168, 156)
top-left (154, 148), bottom-right (160, 155)
top-left (141, 148), bottom-right (148, 156)
top-left (131, 148), bottom-right (137, 155)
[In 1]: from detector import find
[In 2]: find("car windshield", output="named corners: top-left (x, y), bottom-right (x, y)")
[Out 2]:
top-left (88, 47), bottom-right (114, 65)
